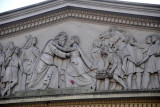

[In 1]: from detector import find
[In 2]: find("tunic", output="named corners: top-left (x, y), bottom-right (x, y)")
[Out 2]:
top-left (29, 40), bottom-right (67, 90)
top-left (122, 44), bottom-right (144, 75)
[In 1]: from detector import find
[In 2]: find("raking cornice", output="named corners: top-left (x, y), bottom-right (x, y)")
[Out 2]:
top-left (0, 0), bottom-right (160, 38)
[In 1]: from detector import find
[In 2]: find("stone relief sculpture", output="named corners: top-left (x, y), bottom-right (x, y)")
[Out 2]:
top-left (28, 32), bottom-right (71, 90)
top-left (1, 47), bottom-right (24, 96)
top-left (53, 34), bottom-right (76, 88)
top-left (140, 34), bottom-right (160, 89)
top-left (91, 39), bottom-right (107, 90)
top-left (1, 42), bottom-right (15, 96)
top-left (21, 35), bottom-right (40, 90)
top-left (107, 42), bottom-right (128, 90)
top-left (0, 44), bottom-right (5, 94)
top-left (5, 42), bottom-right (15, 61)
top-left (0, 28), bottom-right (159, 97)
top-left (54, 36), bottom-right (96, 89)
top-left (122, 36), bottom-right (144, 89)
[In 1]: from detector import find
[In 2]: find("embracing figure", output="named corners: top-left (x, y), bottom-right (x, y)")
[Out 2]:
top-left (54, 36), bottom-right (96, 89)
top-left (29, 32), bottom-right (71, 90)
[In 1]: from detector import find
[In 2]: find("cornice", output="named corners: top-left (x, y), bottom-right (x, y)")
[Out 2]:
top-left (0, 0), bottom-right (160, 25)
top-left (0, 89), bottom-right (160, 104)
top-left (0, 0), bottom-right (160, 39)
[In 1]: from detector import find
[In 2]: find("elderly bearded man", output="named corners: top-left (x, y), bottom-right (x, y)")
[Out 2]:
top-left (29, 32), bottom-right (71, 90)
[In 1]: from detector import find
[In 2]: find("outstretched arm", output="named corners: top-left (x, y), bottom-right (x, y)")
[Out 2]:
top-left (109, 58), bottom-right (117, 74)
top-left (19, 59), bottom-right (24, 73)
top-left (33, 47), bottom-right (41, 59)
top-left (102, 58), bottom-right (109, 72)
top-left (4, 57), bottom-right (11, 67)
top-left (140, 54), bottom-right (149, 64)
top-left (127, 56), bottom-right (136, 64)
top-left (50, 44), bottom-right (70, 58)
top-left (53, 43), bottom-right (77, 52)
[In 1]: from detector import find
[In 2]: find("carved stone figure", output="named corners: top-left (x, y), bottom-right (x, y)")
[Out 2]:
top-left (1, 42), bottom-right (15, 96)
top-left (55, 36), bottom-right (96, 89)
top-left (53, 33), bottom-right (74, 88)
top-left (28, 32), bottom-right (71, 90)
top-left (91, 39), bottom-right (104, 72)
top-left (99, 31), bottom-right (112, 46)
top-left (0, 44), bottom-right (5, 94)
top-left (5, 42), bottom-right (15, 61)
top-left (0, 28), bottom-right (160, 96)
top-left (155, 36), bottom-right (160, 86)
top-left (99, 28), bottom-right (126, 51)
top-left (21, 36), bottom-right (40, 90)
top-left (2, 47), bottom-right (24, 96)
top-left (141, 34), bottom-right (160, 89)
top-left (107, 52), bottom-right (127, 90)
top-left (122, 37), bottom-right (144, 89)
top-left (98, 45), bottom-right (111, 90)
top-left (91, 39), bottom-right (106, 90)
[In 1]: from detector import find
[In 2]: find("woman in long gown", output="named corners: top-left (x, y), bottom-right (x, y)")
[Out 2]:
top-left (21, 36), bottom-right (40, 90)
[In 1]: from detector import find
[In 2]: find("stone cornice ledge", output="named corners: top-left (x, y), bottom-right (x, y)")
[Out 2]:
top-left (0, 7), bottom-right (160, 39)
top-left (0, 89), bottom-right (160, 104)
top-left (0, 0), bottom-right (160, 25)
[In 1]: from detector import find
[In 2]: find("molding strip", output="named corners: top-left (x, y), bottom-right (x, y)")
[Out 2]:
top-left (0, 7), bottom-right (160, 38)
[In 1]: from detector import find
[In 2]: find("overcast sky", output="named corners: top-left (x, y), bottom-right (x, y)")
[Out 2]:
top-left (0, 0), bottom-right (160, 13)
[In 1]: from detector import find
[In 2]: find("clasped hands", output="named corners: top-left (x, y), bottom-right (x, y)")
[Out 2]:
top-left (135, 61), bottom-right (142, 67)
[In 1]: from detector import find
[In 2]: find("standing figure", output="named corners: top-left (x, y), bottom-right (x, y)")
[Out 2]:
top-left (122, 37), bottom-right (144, 89)
top-left (99, 45), bottom-right (111, 90)
top-left (2, 47), bottom-right (24, 96)
top-left (1, 42), bottom-right (15, 95)
top-left (0, 44), bottom-right (5, 94)
top-left (91, 39), bottom-right (104, 73)
top-left (155, 36), bottom-right (160, 85)
top-left (28, 32), bottom-right (71, 90)
top-left (91, 39), bottom-right (108, 90)
top-left (21, 36), bottom-right (40, 90)
top-left (140, 34), bottom-right (160, 89)
top-left (107, 52), bottom-right (128, 90)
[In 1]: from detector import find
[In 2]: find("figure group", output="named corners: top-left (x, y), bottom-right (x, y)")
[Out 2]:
top-left (0, 29), bottom-right (160, 97)
top-left (92, 28), bottom-right (160, 90)
top-left (0, 32), bottom-right (96, 96)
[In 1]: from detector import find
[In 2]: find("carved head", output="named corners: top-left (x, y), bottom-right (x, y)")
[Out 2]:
top-left (151, 35), bottom-right (157, 43)
top-left (5, 42), bottom-right (15, 57)
top-left (71, 36), bottom-right (80, 45)
top-left (6, 42), bottom-right (14, 50)
top-left (108, 41), bottom-right (118, 53)
top-left (101, 45), bottom-right (109, 56)
top-left (14, 46), bottom-right (20, 55)
top-left (122, 31), bottom-right (133, 44)
top-left (99, 31), bottom-right (111, 41)
top-left (32, 37), bottom-right (37, 46)
top-left (128, 37), bottom-right (137, 46)
top-left (108, 41), bottom-right (115, 48)
top-left (56, 32), bottom-right (68, 47)
top-left (146, 35), bottom-right (157, 44)
top-left (93, 39), bottom-right (102, 48)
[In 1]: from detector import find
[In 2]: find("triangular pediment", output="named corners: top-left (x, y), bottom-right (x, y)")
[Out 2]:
top-left (0, 0), bottom-right (160, 105)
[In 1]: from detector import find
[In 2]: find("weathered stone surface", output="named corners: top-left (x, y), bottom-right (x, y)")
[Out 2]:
top-left (0, 89), bottom-right (160, 104)
top-left (0, 0), bottom-right (160, 104)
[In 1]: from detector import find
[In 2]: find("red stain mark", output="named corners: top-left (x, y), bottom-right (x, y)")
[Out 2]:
top-left (71, 80), bottom-right (75, 85)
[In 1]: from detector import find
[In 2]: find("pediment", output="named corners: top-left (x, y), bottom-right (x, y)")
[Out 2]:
top-left (0, 0), bottom-right (160, 105)
top-left (0, 0), bottom-right (160, 38)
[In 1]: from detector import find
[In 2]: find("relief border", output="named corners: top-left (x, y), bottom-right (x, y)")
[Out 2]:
top-left (0, 7), bottom-right (160, 39)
